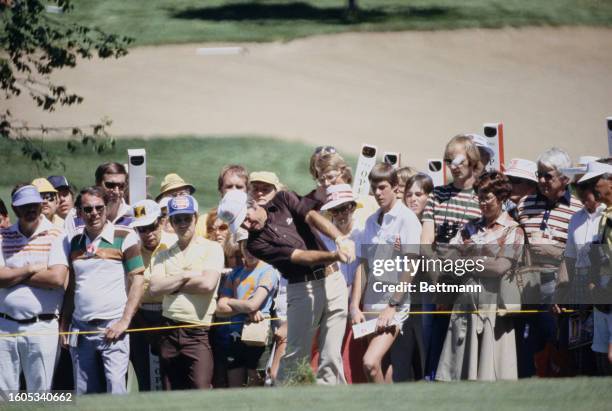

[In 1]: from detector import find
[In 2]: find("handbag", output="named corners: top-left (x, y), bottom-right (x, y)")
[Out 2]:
top-left (241, 318), bottom-right (271, 347)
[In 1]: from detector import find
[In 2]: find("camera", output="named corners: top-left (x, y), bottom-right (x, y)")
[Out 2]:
top-left (435, 221), bottom-right (460, 244)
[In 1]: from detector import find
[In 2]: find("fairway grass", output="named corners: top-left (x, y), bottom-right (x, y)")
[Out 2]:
top-left (5, 377), bottom-right (612, 410)
top-left (0, 135), bottom-right (354, 218)
top-left (55, 0), bottom-right (612, 46)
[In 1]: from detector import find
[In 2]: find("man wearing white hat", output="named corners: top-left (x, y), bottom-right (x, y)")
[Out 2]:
top-left (0, 184), bottom-right (68, 391)
top-left (504, 158), bottom-right (538, 220)
top-left (130, 199), bottom-right (177, 391)
top-left (577, 160), bottom-right (612, 374)
top-left (217, 189), bottom-right (355, 385)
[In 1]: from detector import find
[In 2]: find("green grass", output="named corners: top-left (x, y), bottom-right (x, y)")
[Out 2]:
top-left (0, 136), bottom-right (354, 220)
top-left (50, 0), bottom-right (612, 46)
top-left (5, 377), bottom-right (612, 410)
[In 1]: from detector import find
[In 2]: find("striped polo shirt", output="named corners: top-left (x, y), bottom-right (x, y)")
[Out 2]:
top-left (517, 190), bottom-right (583, 245)
top-left (0, 216), bottom-right (68, 319)
top-left (422, 184), bottom-right (481, 233)
top-left (69, 222), bottom-right (144, 321)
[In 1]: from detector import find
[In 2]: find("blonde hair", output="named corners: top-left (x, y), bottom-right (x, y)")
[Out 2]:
top-left (444, 135), bottom-right (481, 171)
top-left (315, 153), bottom-right (353, 184)
top-left (396, 166), bottom-right (418, 188)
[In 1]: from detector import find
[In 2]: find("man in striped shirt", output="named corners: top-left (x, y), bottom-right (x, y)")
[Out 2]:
top-left (516, 147), bottom-right (582, 377)
top-left (420, 135), bottom-right (482, 380)
top-left (421, 135), bottom-right (482, 245)
top-left (61, 186), bottom-right (145, 394)
top-left (0, 185), bottom-right (68, 391)
top-left (518, 148), bottom-right (583, 289)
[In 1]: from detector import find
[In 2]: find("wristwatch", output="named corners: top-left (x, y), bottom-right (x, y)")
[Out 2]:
top-left (388, 297), bottom-right (401, 310)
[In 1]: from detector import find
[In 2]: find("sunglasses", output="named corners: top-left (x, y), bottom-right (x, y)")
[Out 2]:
top-left (103, 181), bottom-right (126, 190)
top-left (41, 193), bottom-right (57, 202)
top-left (536, 171), bottom-right (556, 181)
top-left (171, 214), bottom-right (194, 225)
top-left (329, 202), bottom-right (355, 215)
top-left (314, 146), bottom-right (337, 155)
top-left (136, 221), bottom-right (159, 234)
top-left (82, 205), bottom-right (105, 215)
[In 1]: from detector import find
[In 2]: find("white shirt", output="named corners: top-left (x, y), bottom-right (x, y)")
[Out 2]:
top-left (357, 200), bottom-right (422, 309)
top-left (71, 223), bottom-right (142, 321)
top-left (0, 216), bottom-right (68, 319)
top-left (565, 205), bottom-right (605, 268)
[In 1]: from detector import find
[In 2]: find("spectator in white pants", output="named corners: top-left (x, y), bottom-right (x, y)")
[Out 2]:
top-left (0, 185), bottom-right (68, 391)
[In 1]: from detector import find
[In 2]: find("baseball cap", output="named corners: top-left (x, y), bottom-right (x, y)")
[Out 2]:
top-left (249, 171), bottom-right (281, 191)
top-left (578, 161), bottom-right (612, 184)
top-left (467, 134), bottom-right (495, 158)
top-left (217, 190), bottom-right (248, 234)
top-left (131, 199), bottom-right (161, 228)
top-left (12, 185), bottom-right (43, 207)
top-left (47, 175), bottom-right (70, 190)
top-left (504, 158), bottom-right (538, 183)
top-left (321, 184), bottom-right (357, 211)
top-left (31, 178), bottom-right (58, 194)
top-left (156, 173), bottom-right (195, 201)
top-left (167, 195), bottom-right (198, 217)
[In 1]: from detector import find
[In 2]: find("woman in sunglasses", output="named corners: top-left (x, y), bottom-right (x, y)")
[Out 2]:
top-left (318, 183), bottom-right (366, 383)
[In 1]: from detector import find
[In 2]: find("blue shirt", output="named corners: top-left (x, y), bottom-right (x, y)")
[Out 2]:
top-left (216, 262), bottom-right (280, 343)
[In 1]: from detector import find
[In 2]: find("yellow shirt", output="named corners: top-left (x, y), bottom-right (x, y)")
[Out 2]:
top-left (141, 231), bottom-right (178, 304)
top-left (353, 194), bottom-right (379, 230)
top-left (152, 236), bottom-right (224, 325)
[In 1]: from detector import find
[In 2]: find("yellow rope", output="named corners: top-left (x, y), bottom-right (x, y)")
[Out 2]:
top-left (0, 308), bottom-right (580, 339)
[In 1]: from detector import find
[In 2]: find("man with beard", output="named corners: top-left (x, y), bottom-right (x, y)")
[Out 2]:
top-left (32, 178), bottom-right (64, 228)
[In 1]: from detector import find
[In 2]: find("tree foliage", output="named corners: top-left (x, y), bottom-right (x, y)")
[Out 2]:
top-left (0, 0), bottom-right (132, 168)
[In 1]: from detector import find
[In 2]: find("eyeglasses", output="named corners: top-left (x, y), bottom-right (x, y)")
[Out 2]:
top-left (170, 214), bottom-right (194, 225)
top-left (169, 189), bottom-right (191, 197)
top-left (212, 223), bottom-right (229, 231)
top-left (82, 205), bottom-right (105, 215)
top-left (477, 194), bottom-right (497, 204)
top-left (536, 171), bottom-right (557, 181)
top-left (314, 146), bottom-right (336, 155)
top-left (329, 202), bottom-right (355, 215)
top-left (136, 221), bottom-right (159, 234)
top-left (317, 170), bottom-right (341, 185)
top-left (41, 193), bottom-right (57, 202)
top-left (103, 181), bottom-right (126, 190)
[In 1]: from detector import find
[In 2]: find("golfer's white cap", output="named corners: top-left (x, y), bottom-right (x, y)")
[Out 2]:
top-left (578, 161), bottom-right (612, 184)
top-left (467, 133), bottom-right (495, 158)
top-left (218, 190), bottom-right (248, 233)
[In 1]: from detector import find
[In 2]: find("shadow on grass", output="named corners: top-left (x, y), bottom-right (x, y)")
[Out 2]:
top-left (170, 1), bottom-right (453, 25)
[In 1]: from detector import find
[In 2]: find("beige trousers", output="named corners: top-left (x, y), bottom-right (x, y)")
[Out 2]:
top-left (277, 271), bottom-right (348, 385)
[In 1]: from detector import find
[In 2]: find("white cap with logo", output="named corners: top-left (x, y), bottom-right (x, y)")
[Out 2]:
top-left (131, 199), bottom-right (161, 228)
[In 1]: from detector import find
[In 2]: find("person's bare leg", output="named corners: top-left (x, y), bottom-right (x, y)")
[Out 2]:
top-left (362, 329), bottom-right (398, 383)
top-left (270, 322), bottom-right (287, 381)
